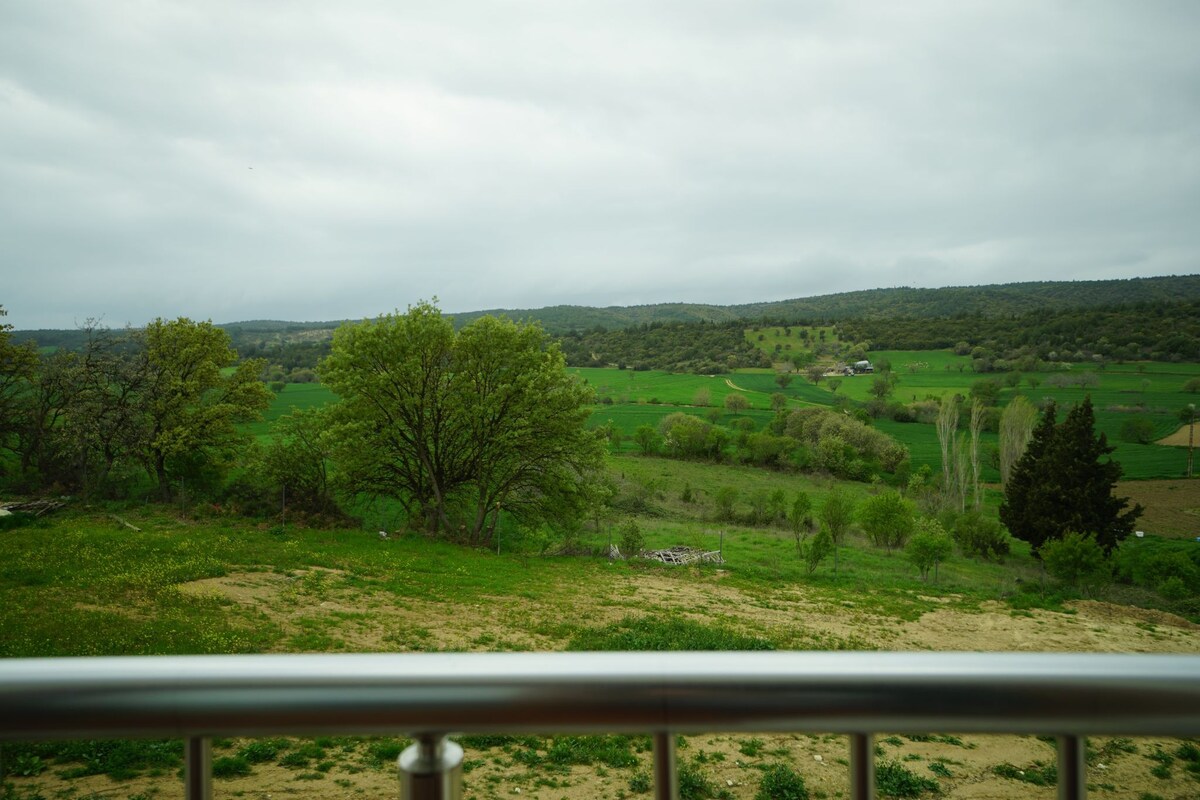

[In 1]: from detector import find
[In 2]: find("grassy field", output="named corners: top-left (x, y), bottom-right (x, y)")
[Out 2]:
top-left (4, 440), bottom-right (1200, 800)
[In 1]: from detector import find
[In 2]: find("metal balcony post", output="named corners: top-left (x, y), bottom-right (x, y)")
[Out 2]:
top-left (653, 731), bottom-right (678, 800)
top-left (398, 734), bottom-right (463, 800)
top-left (1057, 735), bottom-right (1086, 800)
top-left (849, 733), bottom-right (875, 800)
top-left (184, 737), bottom-right (212, 800)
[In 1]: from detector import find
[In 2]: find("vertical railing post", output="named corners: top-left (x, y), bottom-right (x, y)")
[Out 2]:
top-left (849, 733), bottom-right (875, 800)
top-left (398, 734), bottom-right (463, 800)
top-left (653, 731), bottom-right (678, 800)
top-left (185, 737), bottom-right (212, 800)
top-left (1057, 735), bottom-right (1086, 800)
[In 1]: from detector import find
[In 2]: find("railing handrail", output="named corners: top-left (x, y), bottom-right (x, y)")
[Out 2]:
top-left (3, 651), bottom-right (1200, 740)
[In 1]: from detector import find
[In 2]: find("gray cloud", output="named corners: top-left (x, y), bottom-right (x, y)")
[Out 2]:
top-left (2, 1), bottom-right (1198, 329)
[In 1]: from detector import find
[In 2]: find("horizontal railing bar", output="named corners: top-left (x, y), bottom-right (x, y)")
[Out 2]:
top-left (2, 652), bottom-right (1199, 740)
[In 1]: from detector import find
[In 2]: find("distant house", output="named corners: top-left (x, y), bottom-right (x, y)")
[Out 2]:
top-left (853, 360), bottom-right (874, 374)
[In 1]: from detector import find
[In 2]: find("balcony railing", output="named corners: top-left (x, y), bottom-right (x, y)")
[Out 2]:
top-left (3, 652), bottom-right (1200, 800)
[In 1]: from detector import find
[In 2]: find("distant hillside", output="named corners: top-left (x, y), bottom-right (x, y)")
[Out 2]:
top-left (453, 275), bottom-right (1200, 333)
top-left (12, 274), bottom-right (1200, 353)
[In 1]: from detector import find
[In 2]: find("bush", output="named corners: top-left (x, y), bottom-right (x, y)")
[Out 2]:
top-left (756, 763), bottom-right (809, 800)
top-left (212, 756), bottom-right (253, 778)
top-left (1041, 531), bottom-right (1109, 591)
top-left (678, 760), bottom-right (718, 800)
top-left (237, 738), bottom-right (290, 764)
top-left (1119, 417), bottom-right (1156, 444)
top-left (952, 511), bottom-right (1010, 560)
top-left (619, 520), bottom-right (645, 556)
top-left (906, 524), bottom-right (953, 581)
top-left (803, 529), bottom-right (834, 574)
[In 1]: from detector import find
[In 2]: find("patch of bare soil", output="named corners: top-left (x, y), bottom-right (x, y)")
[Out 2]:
top-left (1117, 478), bottom-right (1200, 538)
top-left (1156, 423), bottom-right (1195, 447)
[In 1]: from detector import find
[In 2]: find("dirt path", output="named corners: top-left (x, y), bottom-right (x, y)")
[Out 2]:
top-left (724, 378), bottom-right (748, 391)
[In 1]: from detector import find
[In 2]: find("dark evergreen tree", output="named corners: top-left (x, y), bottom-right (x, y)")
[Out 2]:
top-left (1000, 397), bottom-right (1141, 554)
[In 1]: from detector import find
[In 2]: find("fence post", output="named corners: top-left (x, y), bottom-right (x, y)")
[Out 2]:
top-left (1057, 735), bottom-right (1086, 800)
top-left (185, 737), bottom-right (211, 800)
top-left (398, 734), bottom-right (463, 800)
top-left (653, 731), bottom-right (678, 800)
top-left (849, 733), bottom-right (874, 800)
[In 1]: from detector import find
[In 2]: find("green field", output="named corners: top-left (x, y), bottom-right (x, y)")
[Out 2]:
top-left (254, 355), bottom-right (1195, 480)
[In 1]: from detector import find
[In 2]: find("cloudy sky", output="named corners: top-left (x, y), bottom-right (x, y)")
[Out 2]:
top-left (2, 1), bottom-right (1198, 329)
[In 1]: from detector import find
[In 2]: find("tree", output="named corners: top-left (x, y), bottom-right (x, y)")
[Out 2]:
top-left (818, 489), bottom-right (856, 577)
top-left (259, 407), bottom-right (337, 514)
top-left (906, 519), bottom-right (953, 581)
top-left (714, 486), bottom-right (738, 520)
top-left (321, 302), bottom-right (603, 543)
top-left (999, 395), bottom-right (1037, 488)
top-left (633, 425), bottom-right (659, 455)
top-left (1000, 398), bottom-right (1142, 554)
top-left (803, 529), bottom-right (834, 574)
top-left (789, 491), bottom-right (814, 552)
top-left (805, 365), bottom-right (825, 385)
top-left (1184, 377), bottom-right (1200, 394)
top-left (0, 306), bottom-right (38, 469)
top-left (1119, 417), bottom-right (1155, 444)
top-left (770, 392), bottom-right (788, 413)
top-left (140, 318), bottom-right (271, 499)
top-left (693, 387), bottom-right (712, 407)
top-left (858, 490), bottom-right (915, 551)
top-left (724, 393), bottom-right (749, 413)
top-left (775, 373), bottom-right (793, 390)
top-left (827, 378), bottom-right (843, 395)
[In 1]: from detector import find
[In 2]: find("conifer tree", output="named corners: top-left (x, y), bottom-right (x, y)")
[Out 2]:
top-left (1000, 398), bottom-right (1141, 554)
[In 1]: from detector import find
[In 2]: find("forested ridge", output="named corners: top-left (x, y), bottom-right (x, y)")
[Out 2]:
top-left (839, 299), bottom-right (1200, 362)
top-left (11, 276), bottom-right (1200, 372)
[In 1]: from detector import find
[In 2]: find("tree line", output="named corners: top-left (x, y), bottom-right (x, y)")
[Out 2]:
top-left (1, 303), bottom-right (605, 547)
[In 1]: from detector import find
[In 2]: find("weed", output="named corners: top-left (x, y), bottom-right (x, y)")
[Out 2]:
top-left (875, 760), bottom-right (939, 798)
top-left (755, 763), bottom-right (809, 800)
top-left (629, 772), bottom-right (651, 794)
top-left (236, 738), bottom-right (290, 764)
top-left (211, 757), bottom-right (252, 779)
top-left (738, 738), bottom-right (765, 758)
top-left (927, 762), bottom-right (952, 778)
top-left (568, 615), bottom-right (774, 651)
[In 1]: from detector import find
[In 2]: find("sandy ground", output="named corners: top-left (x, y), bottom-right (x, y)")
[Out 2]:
top-left (12, 568), bottom-right (1200, 800)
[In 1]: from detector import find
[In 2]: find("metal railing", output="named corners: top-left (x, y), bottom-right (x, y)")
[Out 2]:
top-left (3, 652), bottom-right (1200, 800)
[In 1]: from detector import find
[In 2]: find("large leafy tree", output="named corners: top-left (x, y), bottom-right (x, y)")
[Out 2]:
top-left (321, 301), bottom-right (604, 544)
top-left (0, 306), bottom-right (38, 468)
top-left (140, 318), bottom-right (271, 499)
top-left (1000, 398), bottom-right (1141, 554)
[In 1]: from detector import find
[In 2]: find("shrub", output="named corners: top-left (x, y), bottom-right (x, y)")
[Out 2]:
top-left (629, 771), bottom-right (652, 793)
top-left (803, 529), bottom-right (834, 574)
top-left (756, 763), bottom-right (809, 800)
top-left (906, 524), bottom-right (953, 581)
top-left (952, 511), bottom-right (1010, 560)
top-left (212, 756), bottom-right (252, 778)
top-left (237, 738), bottom-right (290, 764)
top-left (678, 760), bottom-right (718, 800)
top-left (619, 520), bottom-right (645, 556)
top-left (1041, 531), bottom-right (1109, 592)
top-left (1119, 417), bottom-right (1156, 444)
top-left (859, 490), bottom-right (916, 551)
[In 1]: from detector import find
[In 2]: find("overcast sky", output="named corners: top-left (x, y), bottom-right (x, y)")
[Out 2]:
top-left (3, 1), bottom-right (1198, 329)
